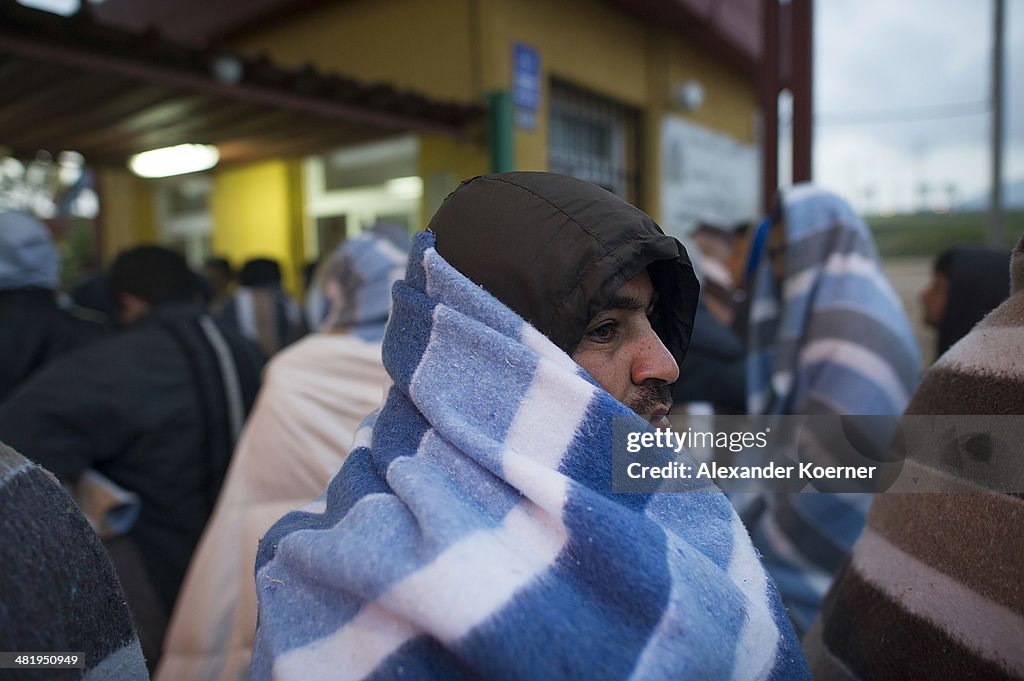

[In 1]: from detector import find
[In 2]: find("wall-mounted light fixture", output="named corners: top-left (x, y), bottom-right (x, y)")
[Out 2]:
top-left (129, 144), bottom-right (220, 178)
top-left (670, 79), bottom-right (705, 112)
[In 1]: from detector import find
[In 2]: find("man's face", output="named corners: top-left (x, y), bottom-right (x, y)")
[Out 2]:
top-left (571, 269), bottom-right (679, 427)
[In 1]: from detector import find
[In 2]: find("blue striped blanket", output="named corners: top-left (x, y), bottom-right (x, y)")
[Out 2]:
top-left (743, 184), bottom-right (921, 633)
top-left (306, 223), bottom-right (410, 341)
top-left (251, 231), bottom-right (809, 680)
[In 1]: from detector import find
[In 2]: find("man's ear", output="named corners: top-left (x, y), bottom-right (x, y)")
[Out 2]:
top-left (119, 293), bottom-right (150, 325)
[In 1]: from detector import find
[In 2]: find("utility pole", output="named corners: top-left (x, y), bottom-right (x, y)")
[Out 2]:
top-left (761, 0), bottom-right (780, 213)
top-left (989, 0), bottom-right (1005, 247)
top-left (760, 0), bottom-right (814, 212)
top-left (791, 0), bottom-right (813, 184)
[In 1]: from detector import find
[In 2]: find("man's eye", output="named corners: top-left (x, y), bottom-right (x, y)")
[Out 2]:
top-left (586, 321), bottom-right (618, 342)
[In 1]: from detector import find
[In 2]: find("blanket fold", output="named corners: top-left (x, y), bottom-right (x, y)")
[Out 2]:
top-left (252, 231), bottom-right (809, 681)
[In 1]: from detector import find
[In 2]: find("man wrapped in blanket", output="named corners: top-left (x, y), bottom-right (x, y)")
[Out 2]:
top-left (741, 185), bottom-right (921, 634)
top-left (252, 172), bottom-right (810, 680)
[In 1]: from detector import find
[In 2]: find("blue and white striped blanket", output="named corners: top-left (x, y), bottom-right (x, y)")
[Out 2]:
top-left (251, 231), bottom-right (809, 680)
top-left (743, 184), bottom-right (921, 633)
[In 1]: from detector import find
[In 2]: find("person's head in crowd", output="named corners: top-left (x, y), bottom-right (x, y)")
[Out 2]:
top-left (430, 172), bottom-right (698, 424)
top-left (239, 258), bottom-right (283, 288)
top-left (304, 223), bottom-right (411, 332)
top-left (748, 184), bottom-right (920, 416)
top-left (108, 245), bottom-right (198, 325)
top-left (219, 256), bottom-right (302, 356)
top-left (692, 216), bottom-right (738, 265)
top-left (691, 216), bottom-right (749, 328)
top-left (204, 256), bottom-right (234, 299)
top-left (0, 211), bottom-right (59, 292)
top-left (317, 226), bottom-right (409, 340)
top-left (920, 244), bottom-right (1010, 357)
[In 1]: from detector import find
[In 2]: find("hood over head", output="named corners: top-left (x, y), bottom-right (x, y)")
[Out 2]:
top-left (429, 172), bottom-right (699, 368)
top-left (0, 212), bottom-right (59, 291)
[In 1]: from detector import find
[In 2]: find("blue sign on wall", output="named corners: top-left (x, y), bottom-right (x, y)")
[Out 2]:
top-left (513, 42), bottom-right (540, 130)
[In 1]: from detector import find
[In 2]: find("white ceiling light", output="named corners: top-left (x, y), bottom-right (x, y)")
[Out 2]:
top-left (386, 175), bottom-right (423, 199)
top-left (16, 0), bottom-right (80, 16)
top-left (129, 144), bottom-right (220, 178)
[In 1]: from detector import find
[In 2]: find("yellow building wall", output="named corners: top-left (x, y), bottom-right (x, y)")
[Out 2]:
top-left (230, 0), bottom-right (478, 103)
top-left (666, 41), bottom-right (759, 145)
top-left (481, 0), bottom-right (758, 218)
top-left (487, 0), bottom-right (650, 104)
top-left (639, 29), bottom-right (760, 218)
top-left (472, 0), bottom-right (650, 174)
top-left (211, 159), bottom-right (305, 295)
top-left (97, 169), bottom-right (157, 263)
top-left (418, 132), bottom-right (490, 223)
top-left (220, 0), bottom-right (758, 231)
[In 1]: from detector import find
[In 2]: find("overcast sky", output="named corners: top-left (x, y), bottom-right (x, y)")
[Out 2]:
top-left (809, 0), bottom-right (1023, 214)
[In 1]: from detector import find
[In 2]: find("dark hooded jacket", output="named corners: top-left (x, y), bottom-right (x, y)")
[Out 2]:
top-left (935, 245), bottom-right (1011, 356)
top-left (429, 172), bottom-right (699, 370)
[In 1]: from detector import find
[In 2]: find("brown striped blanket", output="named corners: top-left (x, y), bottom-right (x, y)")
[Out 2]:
top-left (803, 232), bottom-right (1024, 680)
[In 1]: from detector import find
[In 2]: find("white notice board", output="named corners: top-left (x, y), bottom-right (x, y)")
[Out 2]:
top-left (659, 116), bottom-right (760, 240)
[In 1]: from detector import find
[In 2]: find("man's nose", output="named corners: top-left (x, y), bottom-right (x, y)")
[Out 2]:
top-left (631, 326), bottom-right (680, 386)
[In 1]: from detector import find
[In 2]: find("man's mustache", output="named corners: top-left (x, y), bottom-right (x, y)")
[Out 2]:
top-left (626, 382), bottom-right (673, 418)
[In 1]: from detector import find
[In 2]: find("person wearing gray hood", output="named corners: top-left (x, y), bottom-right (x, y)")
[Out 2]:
top-left (0, 211), bottom-right (105, 402)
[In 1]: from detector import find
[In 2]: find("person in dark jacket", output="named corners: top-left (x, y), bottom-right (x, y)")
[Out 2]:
top-left (921, 244), bottom-right (1010, 359)
top-left (0, 245), bottom-right (264, 666)
top-left (0, 211), bottom-right (105, 402)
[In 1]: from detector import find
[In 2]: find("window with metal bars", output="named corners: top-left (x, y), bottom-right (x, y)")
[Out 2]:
top-left (548, 79), bottom-right (641, 203)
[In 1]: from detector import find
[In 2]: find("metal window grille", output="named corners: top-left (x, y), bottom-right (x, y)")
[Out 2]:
top-left (548, 79), bottom-right (640, 202)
